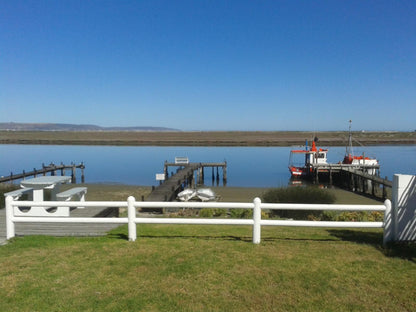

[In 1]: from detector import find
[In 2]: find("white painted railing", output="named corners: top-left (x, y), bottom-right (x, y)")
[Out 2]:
top-left (5, 196), bottom-right (392, 245)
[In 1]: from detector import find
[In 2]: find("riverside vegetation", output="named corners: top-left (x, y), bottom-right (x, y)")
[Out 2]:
top-left (1, 130), bottom-right (415, 146)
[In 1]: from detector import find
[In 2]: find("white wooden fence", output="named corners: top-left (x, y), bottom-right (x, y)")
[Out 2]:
top-left (5, 196), bottom-right (393, 245)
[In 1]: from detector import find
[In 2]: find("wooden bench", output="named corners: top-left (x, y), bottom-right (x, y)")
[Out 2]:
top-left (4, 188), bottom-right (33, 200)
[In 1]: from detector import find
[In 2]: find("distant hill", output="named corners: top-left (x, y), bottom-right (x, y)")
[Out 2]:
top-left (0, 122), bottom-right (180, 132)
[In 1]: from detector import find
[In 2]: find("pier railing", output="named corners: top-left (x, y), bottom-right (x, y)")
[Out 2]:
top-left (0, 162), bottom-right (85, 184)
top-left (5, 196), bottom-right (392, 245)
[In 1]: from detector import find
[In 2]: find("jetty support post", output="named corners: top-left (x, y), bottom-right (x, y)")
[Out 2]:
top-left (164, 161), bottom-right (169, 179)
top-left (81, 163), bottom-right (85, 183)
top-left (223, 162), bottom-right (227, 186)
top-left (329, 167), bottom-right (332, 185)
top-left (51, 163), bottom-right (56, 176)
top-left (71, 164), bottom-right (76, 184)
top-left (382, 176), bottom-right (388, 200)
top-left (349, 171), bottom-right (354, 191)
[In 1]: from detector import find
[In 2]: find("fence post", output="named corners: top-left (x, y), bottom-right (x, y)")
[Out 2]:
top-left (127, 196), bottom-right (137, 241)
top-left (382, 199), bottom-right (392, 246)
top-left (5, 196), bottom-right (15, 240)
top-left (253, 197), bottom-right (261, 244)
top-left (391, 174), bottom-right (416, 242)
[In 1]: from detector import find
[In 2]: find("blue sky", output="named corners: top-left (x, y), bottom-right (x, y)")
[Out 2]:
top-left (1, 0), bottom-right (415, 131)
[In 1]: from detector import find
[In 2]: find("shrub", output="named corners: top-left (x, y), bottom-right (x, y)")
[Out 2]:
top-left (229, 209), bottom-right (253, 219)
top-left (0, 184), bottom-right (20, 209)
top-left (336, 211), bottom-right (384, 222)
top-left (199, 208), bottom-right (227, 218)
top-left (262, 186), bottom-right (336, 220)
top-left (263, 186), bottom-right (336, 204)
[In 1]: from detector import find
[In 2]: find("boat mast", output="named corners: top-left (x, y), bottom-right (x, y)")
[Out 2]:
top-left (346, 120), bottom-right (353, 156)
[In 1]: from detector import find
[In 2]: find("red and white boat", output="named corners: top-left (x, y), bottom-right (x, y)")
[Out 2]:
top-left (342, 121), bottom-right (379, 175)
top-left (288, 138), bottom-right (328, 177)
top-left (288, 121), bottom-right (379, 178)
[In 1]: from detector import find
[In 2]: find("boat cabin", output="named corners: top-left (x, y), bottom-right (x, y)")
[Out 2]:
top-left (288, 141), bottom-right (328, 177)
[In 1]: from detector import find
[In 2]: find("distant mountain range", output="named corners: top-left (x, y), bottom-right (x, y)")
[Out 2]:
top-left (0, 122), bottom-right (180, 132)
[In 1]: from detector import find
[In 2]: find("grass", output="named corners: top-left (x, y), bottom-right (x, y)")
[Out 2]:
top-left (2, 184), bottom-right (414, 311)
top-left (1, 225), bottom-right (415, 311)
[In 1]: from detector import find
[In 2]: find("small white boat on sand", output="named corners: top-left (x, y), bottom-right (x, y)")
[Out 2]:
top-left (177, 188), bottom-right (217, 202)
top-left (177, 189), bottom-right (196, 201)
top-left (196, 188), bottom-right (216, 201)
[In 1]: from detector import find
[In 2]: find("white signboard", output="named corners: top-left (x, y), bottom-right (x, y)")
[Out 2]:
top-left (156, 173), bottom-right (165, 181)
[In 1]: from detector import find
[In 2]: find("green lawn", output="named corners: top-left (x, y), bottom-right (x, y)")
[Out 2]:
top-left (1, 224), bottom-right (415, 312)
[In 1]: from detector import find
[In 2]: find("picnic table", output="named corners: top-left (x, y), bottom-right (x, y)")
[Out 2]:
top-left (20, 176), bottom-right (72, 201)
top-left (14, 176), bottom-right (72, 216)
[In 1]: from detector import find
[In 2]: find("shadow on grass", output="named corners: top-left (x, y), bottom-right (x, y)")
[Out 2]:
top-left (137, 234), bottom-right (253, 242)
top-left (327, 229), bottom-right (416, 262)
top-left (105, 227), bottom-right (253, 242)
top-left (106, 226), bottom-right (415, 262)
top-left (106, 233), bottom-right (129, 240)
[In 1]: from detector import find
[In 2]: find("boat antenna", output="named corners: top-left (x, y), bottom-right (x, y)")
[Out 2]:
top-left (346, 120), bottom-right (353, 156)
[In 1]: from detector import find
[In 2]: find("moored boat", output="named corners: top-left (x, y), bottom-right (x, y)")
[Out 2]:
top-left (288, 121), bottom-right (380, 179)
top-left (288, 138), bottom-right (328, 177)
top-left (342, 120), bottom-right (379, 175)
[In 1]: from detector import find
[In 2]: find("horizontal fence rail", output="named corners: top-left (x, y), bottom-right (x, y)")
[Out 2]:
top-left (5, 196), bottom-right (392, 245)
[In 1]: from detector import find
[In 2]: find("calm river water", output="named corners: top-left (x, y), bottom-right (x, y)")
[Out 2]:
top-left (0, 145), bottom-right (415, 187)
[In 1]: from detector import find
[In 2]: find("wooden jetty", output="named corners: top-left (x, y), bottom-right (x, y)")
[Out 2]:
top-left (309, 163), bottom-right (391, 200)
top-left (146, 160), bottom-right (227, 203)
top-left (0, 162), bottom-right (85, 184)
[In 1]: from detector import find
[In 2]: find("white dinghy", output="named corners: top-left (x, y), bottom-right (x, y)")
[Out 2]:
top-left (177, 189), bottom-right (197, 202)
top-left (196, 188), bottom-right (216, 201)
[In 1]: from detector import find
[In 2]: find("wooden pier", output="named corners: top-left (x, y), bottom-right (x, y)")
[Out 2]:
top-left (0, 163), bottom-right (85, 184)
top-left (309, 163), bottom-right (391, 200)
top-left (145, 161), bottom-right (227, 203)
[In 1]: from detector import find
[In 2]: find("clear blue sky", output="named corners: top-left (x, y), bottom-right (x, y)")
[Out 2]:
top-left (1, 0), bottom-right (415, 131)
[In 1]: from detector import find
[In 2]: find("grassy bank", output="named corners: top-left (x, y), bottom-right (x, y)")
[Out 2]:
top-left (1, 225), bottom-right (415, 311)
top-left (1, 184), bottom-right (415, 311)
top-left (1, 130), bottom-right (415, 146)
